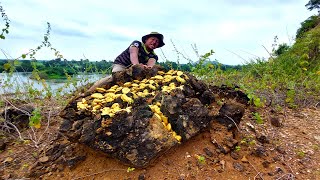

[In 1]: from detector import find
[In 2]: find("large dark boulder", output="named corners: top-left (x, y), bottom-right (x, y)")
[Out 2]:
top-left (1, 104), bottom-right (34, 130)
top-left (59, 65), bottom-right (245, 168)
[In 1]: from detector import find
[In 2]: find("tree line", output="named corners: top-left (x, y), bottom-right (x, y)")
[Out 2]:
top-left (0, 58), bottom-right (241, 79)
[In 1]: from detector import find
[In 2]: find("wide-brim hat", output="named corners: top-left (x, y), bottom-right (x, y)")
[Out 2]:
top-left (142, 32), bottom-right (165, 48)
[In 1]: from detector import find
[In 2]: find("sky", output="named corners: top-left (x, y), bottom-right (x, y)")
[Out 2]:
top-left (0, 0), bottom-right (316, 65)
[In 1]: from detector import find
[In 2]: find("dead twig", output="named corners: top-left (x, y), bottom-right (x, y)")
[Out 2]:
top-left (279, 155), bottom-right (295, 178)
top-left (224, 115), bottom-right (242, 133)
top-left (254, 172), bottom-right (263, 180)
top-left (1, 101), bottom-right (25, 140)
top-left (262, 45), bottom-right (275, 61)
top-left (2, 97), bottom-right (31, 116)
top-left (225, 48), bottom-right (248, 62)
top-left (3, 121), bottom-right (24, 140)
top-left (36, 109), bottom-right (52, 145)
top-left (315, 101), bottom-right (320, 108)
top-left (248, 160), bottom-right (264, 180)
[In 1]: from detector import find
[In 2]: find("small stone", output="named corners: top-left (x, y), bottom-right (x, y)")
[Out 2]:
top-left (268, 172), bottom-right (274, 176)
top-left (216, 144), bottom-right (230, 154)
top-left (39, 156), bottom-right (49, 163)
top-left (272, 155), bottom-right (281, 162)
top-left (275, 146), bottom-right (286, 154)
top-left (233, 162), bottom-right (245, 172)
top-left (241, 156), bottom-right (248, 163)
top-left (254, 146), bottom-right (267, 157)
top-left (275, 167), bottom-right (283, 174)
top-left (262, 161), bottom-right (270, 168)
top-left (270, 117), bottom-right (281, 127)
top-left (225, 137), bottom-right (238, 148)
top-left (246, 122), bottom-right (255, 132)
top-left (230, 151), bottom-right (240, 160)
top-left (307, 169), bottom-right (311, 173)
top-left (299, 169), bottom-right (307, 174)
top-left (178, 174), bottom-right (186, 180)
top-left (138, 173), bottom-right (145, 180)
top-left (220, 160), bottom-right (225, 170)
top-left (256, 135), bottom-right (269, 144)
top-left (4, 157), bottom-right (13, 163)
top-left (186, 152), bottom-right (191, 158)
top-left (203, 148), bottom-right (213, 157)
top-left (294, 113), bottom-right (305, 118)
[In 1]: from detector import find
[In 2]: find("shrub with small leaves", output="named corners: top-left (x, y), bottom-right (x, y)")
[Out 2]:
top-left (29, 108), bottom-right (42, 129)
top-left (252, 112), bottom-right (264, 124)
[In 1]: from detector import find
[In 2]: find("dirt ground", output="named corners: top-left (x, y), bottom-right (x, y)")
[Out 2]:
top-left (1, 99), bottom-right (319, 180)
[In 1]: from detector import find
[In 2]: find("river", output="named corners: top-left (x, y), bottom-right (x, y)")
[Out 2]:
top-left (0, 72), bottom-right (106, 95)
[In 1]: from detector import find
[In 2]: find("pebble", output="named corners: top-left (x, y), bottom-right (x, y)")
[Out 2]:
top-left (186, 152), bottom-right (191, 158)
top-left (230, 151), bottom-right (240, 160)
top-left (39, 156), bottom-right (49, 163)
top-left (262, 161), bottom-right (270, 168)
top-left (275, 167), bottom-right (284, 174)
top-left (220, 160), bottom-right (225, 170)
top-left (275, 146), bottom-right (286, 154)
top-left (270, 117), bottom-right (281, 127)
top-left (203, 148), bottom-right (213, 157)
top-left (268, 172), bottom-right (274, 176)
top-left (241, 156), bottom-right (249, 163)
top-left (233, 162), bottom-right (245, 172)
top-left (256, 134), bottom-right (269, 144)
top-left (254, 146), bottom-right (267, 157)
top-left (246, 122), bottom-right (255, 132)
top-left (178, 174), bottom-right (186, 180)
top-left (138, 173), bottom-right (145, 180)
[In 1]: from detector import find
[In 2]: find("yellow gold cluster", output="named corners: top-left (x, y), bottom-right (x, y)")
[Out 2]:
top-left (77, 69), bottom-right (189, 142)
top-left (149, 102), bottom-right (182, 142)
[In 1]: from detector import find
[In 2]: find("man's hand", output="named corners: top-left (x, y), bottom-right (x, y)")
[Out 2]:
top-left (146, 58), bottom-right (156, 68)
top-left (142, 64), bottom-right (152, 69)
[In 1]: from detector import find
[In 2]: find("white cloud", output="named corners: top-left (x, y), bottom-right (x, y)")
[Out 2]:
top-left (0, 0), bottom-right (316, 65)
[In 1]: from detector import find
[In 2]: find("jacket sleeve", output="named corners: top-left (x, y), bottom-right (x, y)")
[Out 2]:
top-left (130, 40), bottom-right (141, 48)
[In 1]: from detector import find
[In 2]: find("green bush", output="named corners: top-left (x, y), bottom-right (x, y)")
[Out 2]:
top-left (296, 15), bottom-right (320, 39)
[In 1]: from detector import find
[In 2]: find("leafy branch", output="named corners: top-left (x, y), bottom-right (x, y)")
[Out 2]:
top-left (21, 22), bottom-right (63, 60)
top-left (0, 2), bottom-right (10, 40)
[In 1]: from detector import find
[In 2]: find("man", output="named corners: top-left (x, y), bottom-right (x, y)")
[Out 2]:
top-left (87, 32), bottom-right (165, 92)
top-left (112, 32), bottom-right (165, 72)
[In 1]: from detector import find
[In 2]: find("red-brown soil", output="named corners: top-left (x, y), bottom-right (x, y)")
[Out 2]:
top-left (1, 100), bottom-right (320, 180)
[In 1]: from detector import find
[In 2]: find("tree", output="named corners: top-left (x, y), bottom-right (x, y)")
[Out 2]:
top-left (306, 0), bottom-right (320, 13)
top-left (296, 15), bottom-right (320, 38)
top-left (273, 43), bottom-right (290, 56)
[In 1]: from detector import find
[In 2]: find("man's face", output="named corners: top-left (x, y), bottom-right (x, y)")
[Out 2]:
top-left (145, 36), bottom-right (160, 50)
